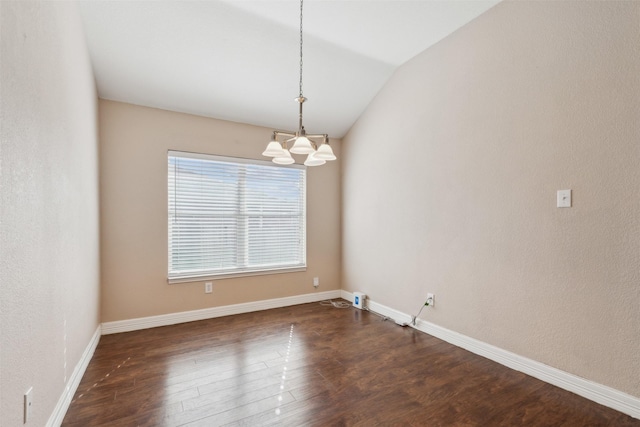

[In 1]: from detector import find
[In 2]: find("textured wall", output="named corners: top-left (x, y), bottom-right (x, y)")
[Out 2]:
top-left (0, 2), bottom-right (100, 426)
top-left (99, 100), bottom-right (341, 322)
top-left (342, 0), bottom-right (639, 397)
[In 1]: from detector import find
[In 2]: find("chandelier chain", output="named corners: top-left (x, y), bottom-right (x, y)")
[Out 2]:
top-left (299, 0), bottom-right (304, 98)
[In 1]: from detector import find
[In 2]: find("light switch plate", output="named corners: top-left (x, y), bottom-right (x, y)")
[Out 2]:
top-left (24, 387), bottom-right (33, 423)
top-left (557, 190), bottom-right (571, 208)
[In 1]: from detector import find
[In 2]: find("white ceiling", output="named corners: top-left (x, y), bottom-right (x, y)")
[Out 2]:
top-left (78, 1), bottom-right (500, 138)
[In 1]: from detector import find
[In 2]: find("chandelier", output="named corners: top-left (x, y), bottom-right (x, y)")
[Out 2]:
top-left (262, 0), bottom-right (336, 167)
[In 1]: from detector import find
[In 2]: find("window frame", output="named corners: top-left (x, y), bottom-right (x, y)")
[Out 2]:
top-left (167, 150), bottom-right (307, 284)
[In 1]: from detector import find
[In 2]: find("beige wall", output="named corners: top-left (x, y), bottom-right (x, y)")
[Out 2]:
top-left (342, 0), bottom-right (639, 397)
top-left (99, 100), bottom-right (341, 322)
top-left (0, 2), bottom-right (100, 425)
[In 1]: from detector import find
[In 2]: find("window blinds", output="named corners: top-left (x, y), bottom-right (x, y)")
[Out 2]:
top-left (168, 151), bottom-right (306, 282)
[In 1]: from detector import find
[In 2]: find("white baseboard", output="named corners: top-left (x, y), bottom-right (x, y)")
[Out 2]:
top-left (340, 290), bottom-right (640, 420)
top-left (47, 325), bottom-right (101, 427)
top-left (101, 289), bottom-right (342, 335)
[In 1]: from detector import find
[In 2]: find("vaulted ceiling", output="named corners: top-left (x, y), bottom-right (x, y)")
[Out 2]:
top-left (79, 1), bottom-right (500, 138)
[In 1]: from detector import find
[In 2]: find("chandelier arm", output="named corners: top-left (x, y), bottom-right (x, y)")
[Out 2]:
top-left (273, 132), bottom-right (327, 142)
top-left (273, 130), bottom-right (297, 138)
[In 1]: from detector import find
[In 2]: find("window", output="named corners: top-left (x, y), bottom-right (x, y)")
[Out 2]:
top-left (168, 151), bottom-right (306, 282)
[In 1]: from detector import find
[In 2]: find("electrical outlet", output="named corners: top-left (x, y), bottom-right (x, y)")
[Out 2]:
top-left (313, 277), bottom-right (319, 288)
top-left (24, 387), bottom-right (33, 423)
top-left (427, 293), bottom-right (435, 307)
top-left (205, 282), bottom-right (213, 293)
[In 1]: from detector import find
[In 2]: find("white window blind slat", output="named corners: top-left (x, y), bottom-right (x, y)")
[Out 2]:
top-left (168, 151), bottom-right (306, 281)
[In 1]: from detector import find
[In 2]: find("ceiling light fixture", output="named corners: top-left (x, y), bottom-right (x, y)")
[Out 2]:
top-left (262, 0), bottom-right (336, 167)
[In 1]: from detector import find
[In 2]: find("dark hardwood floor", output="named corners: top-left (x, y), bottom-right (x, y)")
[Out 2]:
top-left (62, 301), bottom-right (639, 426)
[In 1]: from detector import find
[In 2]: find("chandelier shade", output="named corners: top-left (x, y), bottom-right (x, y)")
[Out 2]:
top-left (272, 148), bottom-right (295, 165)
top-left (262, 0), bottom-right (336, 167)
top-left (304, 152), bottom-right (326, 167)
top-left (262, 139), bottom-right (285, 157)
top-left (290, 135), bottom-right (315, 155)
top-left (314, 141), bottom-right (337, 161)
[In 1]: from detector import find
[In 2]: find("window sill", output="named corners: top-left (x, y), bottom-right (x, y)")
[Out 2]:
top-left (168, 266), bottom-right (307, 284)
